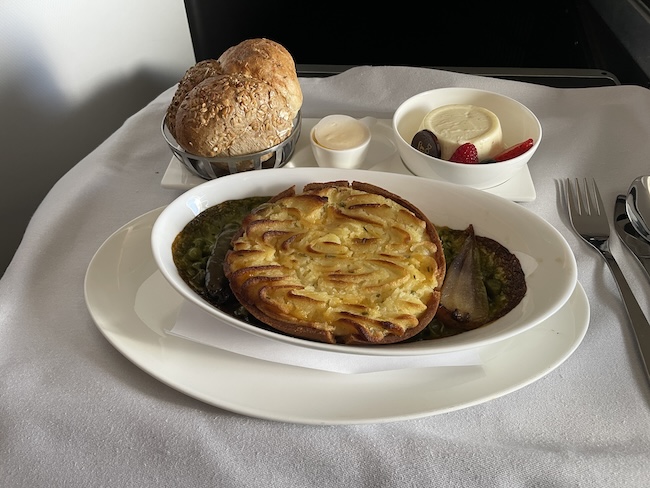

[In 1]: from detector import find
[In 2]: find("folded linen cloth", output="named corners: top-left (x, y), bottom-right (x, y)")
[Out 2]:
top-left (167, 293), bottom-right (483, 374)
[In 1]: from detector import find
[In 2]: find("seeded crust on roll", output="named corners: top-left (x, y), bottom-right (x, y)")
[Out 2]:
top-left (166, 38), bottom-right (302, 158)
top-left (223, 181), bottom-right (446, 345)
top-left (165, 59), bottom-right (223, 140)
top-left (174, 73), bottom-right (294, 158)
top-left (218, 38), bottom-right (302, 120)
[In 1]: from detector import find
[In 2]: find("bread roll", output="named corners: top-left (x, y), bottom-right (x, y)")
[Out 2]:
top-left (224, 181), bottom-right (446, 345)
top-left (165, 59), bottom-right (223, 139)
top-left (174, 73), bottom-right (294, 158)
top-left (218, 38), bottom-right (302, 119)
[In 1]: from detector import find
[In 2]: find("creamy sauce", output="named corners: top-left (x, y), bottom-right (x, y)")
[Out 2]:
top-left (419, 104), bottom-right (503, 160)
top-left (313, 115), bottom-right (370, 150)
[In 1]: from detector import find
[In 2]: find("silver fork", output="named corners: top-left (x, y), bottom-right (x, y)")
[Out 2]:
top-left (566, 178), bottom-right (650, 382)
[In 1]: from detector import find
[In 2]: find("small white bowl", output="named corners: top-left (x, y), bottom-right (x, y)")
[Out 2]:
top-left (393, 88), bottom-right (542, 189)
top-left (310, 115), bottom-right (371, 169)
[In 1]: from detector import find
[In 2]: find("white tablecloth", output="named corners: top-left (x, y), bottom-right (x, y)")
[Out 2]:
top-left (2, 66), bottom-right (650, 487)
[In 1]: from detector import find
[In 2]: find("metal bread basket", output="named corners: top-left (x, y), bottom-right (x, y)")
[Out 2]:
top-left (162, 112), bottom-right (301, 180)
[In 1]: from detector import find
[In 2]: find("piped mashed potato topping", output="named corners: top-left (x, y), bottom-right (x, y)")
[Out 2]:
top-left (224, 182), bottom-right (445, 344)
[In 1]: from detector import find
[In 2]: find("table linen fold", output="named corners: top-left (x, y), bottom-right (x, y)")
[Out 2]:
top-left (2, 66), bottom-right (649, 488)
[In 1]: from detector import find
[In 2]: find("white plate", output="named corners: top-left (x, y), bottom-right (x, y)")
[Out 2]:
top-left (152, 168), bottom-right (576, 356)
top-left (161, 118), bottom-right (536, 202)
top-left (85, 207), bottom-right (589, 425)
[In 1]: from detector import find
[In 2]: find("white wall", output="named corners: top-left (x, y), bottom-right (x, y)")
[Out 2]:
top-left (0, 0), bottom-right (195, 276)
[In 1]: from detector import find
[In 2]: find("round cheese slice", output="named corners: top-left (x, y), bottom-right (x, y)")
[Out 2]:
top-left (419, 104), bottom-right (503, 160)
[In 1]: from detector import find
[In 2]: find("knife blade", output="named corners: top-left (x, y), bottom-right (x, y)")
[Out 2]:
top-left (615, 194), bottom-right (650, 282)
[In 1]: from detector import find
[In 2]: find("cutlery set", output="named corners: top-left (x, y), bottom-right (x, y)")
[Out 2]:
top-left (566, 178), bottom-right (650, 382)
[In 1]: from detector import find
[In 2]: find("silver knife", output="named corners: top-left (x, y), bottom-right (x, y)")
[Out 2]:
top-left (615, 194), bottom-right (650, 282)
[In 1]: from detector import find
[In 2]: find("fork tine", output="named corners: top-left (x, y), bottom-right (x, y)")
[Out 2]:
top-left (566, 178), bottom-right (579, 218)
top-left (590, 178), bottom-right (605, 216)
top-left (567, 178), bottom-right (602, 217)
top-left (566, 177), bottom-right (611, 238)
top-left (573, 178), bottom-right (581, 211)
top-left (579, 177), bottom-right (594, 215)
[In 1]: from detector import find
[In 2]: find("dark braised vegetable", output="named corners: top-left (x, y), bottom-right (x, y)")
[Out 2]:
top-left (439, 225), bottom-right (490, 326)
top-left (415, 225), bottom-right (526, 337)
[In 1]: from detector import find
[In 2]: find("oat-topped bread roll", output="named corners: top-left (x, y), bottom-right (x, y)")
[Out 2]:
top-left (166, 38), bottom-right (302, 158)
top-left (224, 181), bottom-right (446, 345)
top-left (218, 38), bottom-right (302, 119)
top-left (174, 73), bottom-right (294, 157)
top-left (165, 59), bottom-right (223, 139)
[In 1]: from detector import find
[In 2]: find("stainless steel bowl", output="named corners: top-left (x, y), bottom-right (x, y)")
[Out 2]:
top-left (161, 112), bottom-right (301, 180)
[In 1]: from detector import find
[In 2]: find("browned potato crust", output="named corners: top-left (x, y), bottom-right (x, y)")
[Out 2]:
top-left (224, 181), bottom-right (446, 345)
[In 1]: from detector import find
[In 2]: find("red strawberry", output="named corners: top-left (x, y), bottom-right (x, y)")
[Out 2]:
top-left (449, 143), bottom-right (479, 164)
top-left (494, 138), bottom-right (534, 162)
